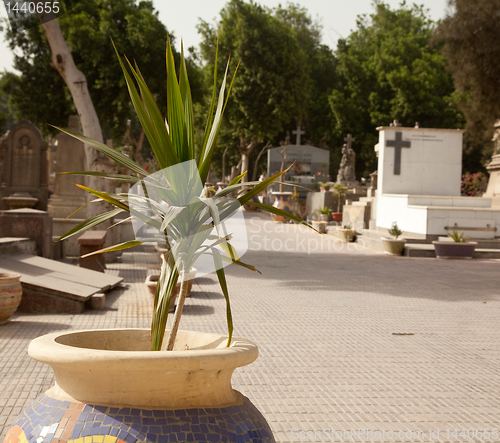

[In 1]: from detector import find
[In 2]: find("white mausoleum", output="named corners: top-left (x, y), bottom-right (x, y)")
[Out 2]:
top-left (375, 126), bottom-right (500, 240)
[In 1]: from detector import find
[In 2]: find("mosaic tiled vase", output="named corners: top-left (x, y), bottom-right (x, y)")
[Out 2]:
top-left (3, 329), bottom-right (275, 443)
top-left (271, 192), bottom-right (293, 223)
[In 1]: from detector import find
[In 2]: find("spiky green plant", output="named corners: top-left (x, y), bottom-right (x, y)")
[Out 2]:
top-left (448, 230), bottom-right (470, 242)
top-left (55, 38), bottom-right (309, 351)
top-left (319, 206), bottom-right (332, 215)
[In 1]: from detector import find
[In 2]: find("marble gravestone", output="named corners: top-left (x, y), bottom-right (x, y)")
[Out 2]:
top-left (267, 126), bottom-right (329, 180)
top-left (0, 120), bottom-right (48, 210)
top-left (47, 115), bottom-right (87, 219)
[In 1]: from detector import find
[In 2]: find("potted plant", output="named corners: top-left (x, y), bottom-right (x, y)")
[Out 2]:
top-left (331, 183), bottom-right (348, 223)
top-left (318, 206), bottom-right (332, 222)
top-left (319, 181), bottom-right (331, 192)
top-left (433, 231), bottom-right (478, 259)
top-left (4, 40), bottom-right (310, 443)
top-left (337, 221), bottom-right (355, 242)
top-left (381, 222), bottom-right (406, 256)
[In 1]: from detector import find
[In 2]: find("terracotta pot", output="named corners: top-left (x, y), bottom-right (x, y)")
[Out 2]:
top-left (5, 329), bottom-right (274, 443)
top-left (381, 238), bottom-right (406, 256)
top-left (272, 192), bottom-right (293, 222)
top-left (337, 228), bottom-right (355, 242)
top-left (243, 195), bottom-right (260, 211)
top-left (432, 241), bottom-right (477, 259)
top-left (0, 272), bottom-right (22, 325)
top-left (331, 212), bottom-right (342, 223)
top-left (319, 186), bottom-right (330, 192)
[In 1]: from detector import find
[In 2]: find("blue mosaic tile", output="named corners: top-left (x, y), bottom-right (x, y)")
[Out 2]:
top-left (6, 393), bottom-right (275, 443)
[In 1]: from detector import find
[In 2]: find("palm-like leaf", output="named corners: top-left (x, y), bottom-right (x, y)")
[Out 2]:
top-left (58, 37), bottom-right (313, 351)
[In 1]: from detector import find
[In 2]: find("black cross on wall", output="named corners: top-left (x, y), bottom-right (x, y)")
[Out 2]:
top-left (386, 131), bottom-right (411, 175)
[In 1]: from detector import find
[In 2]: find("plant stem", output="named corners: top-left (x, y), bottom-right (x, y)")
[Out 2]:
top-left (165, 269), bottom-right (191, 351)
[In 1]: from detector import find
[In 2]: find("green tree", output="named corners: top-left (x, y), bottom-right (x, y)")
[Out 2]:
top-left (274, 4), bottom-right (338, 175)
top-left (0, 74), bottom-right (11, 134)
top-left (330, 1), bottom-right (464, 177)
top-left (434, 0), bottom-right (500, 170)
top-left (2, 0), bottom-right (203, 156)
top-left (198, 0), bottom-right (310, 181)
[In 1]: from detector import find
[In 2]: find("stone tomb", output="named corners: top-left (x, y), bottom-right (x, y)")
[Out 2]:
top-left (375, 126), bottom-right (500, 239)
top-left (0, 208), bottom-right (52, 258)
top-left (267, 145), bottom-right (329, 181)
top-left (0, 120), bottom-right (48, 210)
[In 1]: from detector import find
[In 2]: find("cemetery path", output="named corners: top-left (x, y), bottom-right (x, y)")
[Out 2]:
top-left (1, 212), bottom-right (500, 443)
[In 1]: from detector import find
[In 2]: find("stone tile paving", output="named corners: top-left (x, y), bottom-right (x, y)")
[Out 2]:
top-left (1, 212), bottom-right (500, 443)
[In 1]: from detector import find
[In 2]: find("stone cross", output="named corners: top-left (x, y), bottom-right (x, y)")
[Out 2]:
top-left (344, 133), bottom-right (355, 150)
top-left (293, 125), bottom-right (305, 146)
top-left (386, 131), bottom-right (411, 175)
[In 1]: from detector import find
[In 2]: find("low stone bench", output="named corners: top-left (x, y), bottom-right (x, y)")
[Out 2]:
top-left (78, 230), bottom-right (107, 273)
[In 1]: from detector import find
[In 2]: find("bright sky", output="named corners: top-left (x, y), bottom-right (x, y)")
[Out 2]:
top-left (0, 0), bottom-right (450, 72)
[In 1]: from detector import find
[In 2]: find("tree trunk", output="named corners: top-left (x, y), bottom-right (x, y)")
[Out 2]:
top-left (165, 274), bottom-right (193, 351)
top-left (38, 9), bottom-right (109, 218)
top-left (238, 138), bottom-right (258, 183)
top-left (252, 142), bottom-right (271, 181)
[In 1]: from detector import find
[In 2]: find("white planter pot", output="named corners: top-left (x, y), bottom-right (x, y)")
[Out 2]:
top-left (381, 237), bottom-right (406, 256)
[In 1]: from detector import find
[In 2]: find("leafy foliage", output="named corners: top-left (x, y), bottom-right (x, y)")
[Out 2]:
top-left (1, 0), bottom-right (204, 146)
top-left (388, 222), bottom-right (403, 240)
top-left (330, 2), bottom-right (464, 177)
top-left (198, 0), bottom-right (337, 179)
top-left (448, 230), bottom-right (470, 242)
top-left (435, 0), bottom-right (500, 163)
top-left (461, 172), bottom-right (488, 196)
top-left (56, 39), bottom-right (310, 351)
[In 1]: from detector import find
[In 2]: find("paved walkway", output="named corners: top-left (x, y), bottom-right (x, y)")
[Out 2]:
top-left (1, 213), bottom-right (500, 443)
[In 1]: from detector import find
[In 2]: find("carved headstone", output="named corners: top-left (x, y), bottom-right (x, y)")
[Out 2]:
top-left (0, 120), bottom-right (48, 210)
top-left (47, 115), bottom-right (87, 218)
top-left (485, 119), bottom-right (500, 208)
top-left (336, 134), bottom-right (358, 186)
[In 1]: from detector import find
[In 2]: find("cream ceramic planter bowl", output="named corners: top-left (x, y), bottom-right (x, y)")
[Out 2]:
top-left (337, 228), bottom-right (355, 242)
top-left (381, 238), bottom-right (406, 256)
top-left (5, 329), bottom-right (275, 443)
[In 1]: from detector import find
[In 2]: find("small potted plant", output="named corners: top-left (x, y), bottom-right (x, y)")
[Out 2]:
top-left (381, 222), bottom-right (406, 256)
top-left (318, 206), bottom-right (332, 222)
top-left (433, 231), bottom-right (478, 259)
top-left (319, 181), bottom-right (331, 192)
top-left (331, 183), bottom-right (348, 223)
top-left (4, 39), bottom-right (312, 443)
top-left (337, 221), bottom-right (355, 242)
